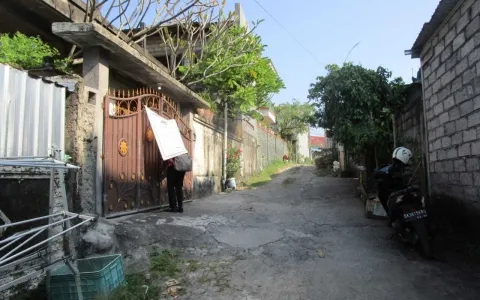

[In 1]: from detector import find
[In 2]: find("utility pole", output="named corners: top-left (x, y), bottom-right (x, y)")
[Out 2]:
top-left (222, 102), bottom-right (228, 190)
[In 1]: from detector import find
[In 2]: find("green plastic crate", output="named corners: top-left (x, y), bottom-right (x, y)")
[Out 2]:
top-left (50, 254), bottom-right (125, 300)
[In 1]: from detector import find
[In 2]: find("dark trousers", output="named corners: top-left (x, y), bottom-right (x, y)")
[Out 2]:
top-left (167, 167), bottom-right (186, 209)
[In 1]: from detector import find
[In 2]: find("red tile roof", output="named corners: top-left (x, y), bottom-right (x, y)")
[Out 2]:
top-left (310, 136), bottom-right (327, 148)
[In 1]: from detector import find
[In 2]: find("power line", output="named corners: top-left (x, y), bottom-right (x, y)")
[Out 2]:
top-left (252, 0), bottom-right (323, 66)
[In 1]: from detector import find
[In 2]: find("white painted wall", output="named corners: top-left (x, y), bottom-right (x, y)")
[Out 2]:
top-left (297, 132), bottom-right (310, 159)
top-left (235, 3), bottom-right (248, 28)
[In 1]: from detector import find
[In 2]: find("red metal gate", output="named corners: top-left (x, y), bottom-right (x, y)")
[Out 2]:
top-left (103, 88), bottom-right (193, 217)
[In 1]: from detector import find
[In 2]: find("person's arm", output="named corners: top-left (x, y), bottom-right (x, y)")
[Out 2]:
top-left (163, 159), bottom-right (170, 169)
top-left (165, 158), bottom-right (175, 168)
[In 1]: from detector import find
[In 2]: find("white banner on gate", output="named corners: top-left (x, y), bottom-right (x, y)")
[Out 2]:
top-left (145, 107), bottom-right (187, 160)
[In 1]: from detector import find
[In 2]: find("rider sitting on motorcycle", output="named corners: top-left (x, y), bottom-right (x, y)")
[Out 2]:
top-left (374, 147), bottom-right (413, 226)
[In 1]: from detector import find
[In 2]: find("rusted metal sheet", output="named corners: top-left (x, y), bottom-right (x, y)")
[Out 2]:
top-left (103, 88), bottom-right (192, 217)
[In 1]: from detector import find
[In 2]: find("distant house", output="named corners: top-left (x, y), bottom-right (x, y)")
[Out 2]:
top-left (310, 136), bottom-right (327, 149)
top-left (310, 135), bottom-right (328, 157)
top-left (258, 106), bottom-right (276, 125)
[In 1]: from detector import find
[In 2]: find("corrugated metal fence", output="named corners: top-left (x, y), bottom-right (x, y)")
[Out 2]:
top-left (0, 64), bottom-right (66, 157)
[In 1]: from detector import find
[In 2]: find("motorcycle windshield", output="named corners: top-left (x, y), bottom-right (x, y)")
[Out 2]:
top-left (374, 165), bottom-right (392, 178)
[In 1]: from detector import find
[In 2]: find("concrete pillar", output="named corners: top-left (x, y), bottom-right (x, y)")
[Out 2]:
top-left (338, 143), bottom-right (345, 171)
top-left (82, 47), bottom-right (109, 216)
top-left (235, 3), bottom-right (248, 28)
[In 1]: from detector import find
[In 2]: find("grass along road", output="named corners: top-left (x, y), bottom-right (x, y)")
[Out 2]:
top-left (241, 160), bottom-right (297, 188)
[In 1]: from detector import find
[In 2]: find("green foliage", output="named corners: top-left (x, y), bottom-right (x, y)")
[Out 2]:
top-left (226, 147), bottom-right (242, 178)
top-left (150, 249), bottom-right (180, 277)
top-left (0, 32), bottom-right (71, 73)
top-left (245, 160), bottom-right (293, 188)
top-left (187, 259), bottom-right (200, 272)
top-left (314, 152), bottom-right (334, 170)
top-left (287, 142), bottom-right (296, 158)
top-left (244, 109), bottom-right (267, 121)
top-left (104, 273), bottom-right (161, 300)
top-left (103, 249), bottom-right (187, 300)
top-left (179, 24), bottom-right (284, 113)
top-left (308, 63), bottom-right (406, 155)
top-left (274, 100), bottom-right (314, 139)
top-left (301, 156), bottom-right (314, 165)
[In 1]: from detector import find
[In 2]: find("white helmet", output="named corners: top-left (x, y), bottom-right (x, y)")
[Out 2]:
top-left (392, 147), bottom-right (412, 165)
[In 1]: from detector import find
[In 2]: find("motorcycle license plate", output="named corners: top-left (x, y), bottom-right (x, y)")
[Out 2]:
top-left (403, 209), bottom-right (427, 222)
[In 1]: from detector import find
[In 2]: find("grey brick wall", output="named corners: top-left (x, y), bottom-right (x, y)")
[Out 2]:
top-left (421, 0), bottom-right (480, 212)
top-left (257, 127), bottom-right (287, 170)
top-left (395, 83), bottom-right (426, 193)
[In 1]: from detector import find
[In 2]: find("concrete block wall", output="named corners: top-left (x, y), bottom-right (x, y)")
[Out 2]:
top-left (421, 0), bottom-right (480, 212)
top-left (395, 83), bottom-right (426, 193)
top-left (192, 116), bottom-right (244, 197)
top-left (396, 83), bottom-right (424, 144)
top-left (241, 117), bottom-right (258, 178)
top-left (192, 118), bottom-right (224, 197)
top-left (257, 126), bottom-right (287, 170)
top-left (64, 81), bottom-right (98, 214)
top-left (242, 131), bottom-right (258, 178)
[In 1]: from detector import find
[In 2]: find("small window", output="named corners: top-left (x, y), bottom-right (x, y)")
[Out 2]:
top-left (88, 91), bottom-right (96, 105)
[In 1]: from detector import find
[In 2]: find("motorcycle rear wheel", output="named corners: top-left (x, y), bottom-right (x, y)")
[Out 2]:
top-left (411, 219), bottom-right (432, 259)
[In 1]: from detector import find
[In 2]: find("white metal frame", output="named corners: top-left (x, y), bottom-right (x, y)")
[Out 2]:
top-left (0, 154), bottom-right (95, 300)
top-left (0, 156), bottom-right (78, 169)
top-left (0, 212), bottom-right (94, 266)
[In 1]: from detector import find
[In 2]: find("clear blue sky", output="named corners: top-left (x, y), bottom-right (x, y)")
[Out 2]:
top-left (225, 0), bottom-right (439, 105)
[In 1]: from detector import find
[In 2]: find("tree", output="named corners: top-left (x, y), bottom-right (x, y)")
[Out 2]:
top-left (81, 0), bottom-right (220, 43)
top-left (156, 2), bottom-right (233, 78)
top-left (69, 0), bottom-right (222, 61)
top-left (179, 24), bottom-right (284, 112)
top-left (0, 32), bottom-right (71, 72)
top-left (308, 63), bottom-right (405, 163)
top-left (176, 22), bottom-right (283, 188)
top-left (274, 100), bottom-right (314, 140)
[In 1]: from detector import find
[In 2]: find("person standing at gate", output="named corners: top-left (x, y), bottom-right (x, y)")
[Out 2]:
top-left (166, 157), bottom-right (186, 213)
top-left (165, 153), bottom-right (192, 213)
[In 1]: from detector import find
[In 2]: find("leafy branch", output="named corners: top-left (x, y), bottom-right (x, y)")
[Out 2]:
top-left (0, 32), bottom-right (72, 73)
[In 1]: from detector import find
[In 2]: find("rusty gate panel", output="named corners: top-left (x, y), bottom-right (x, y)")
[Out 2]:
top-left (103, 105), bottom-right (140, 213)
top-left (103, 89), bottom-right (193, 217)
top-left (140, 109), bottom-right (165, 210)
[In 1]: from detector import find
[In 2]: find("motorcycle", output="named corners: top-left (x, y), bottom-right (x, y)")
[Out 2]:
top-left (375, 164), bottom-right (432, 259)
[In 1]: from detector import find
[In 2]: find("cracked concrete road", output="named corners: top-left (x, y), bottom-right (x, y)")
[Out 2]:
top-left (112, 166), bottom-right (480, 300)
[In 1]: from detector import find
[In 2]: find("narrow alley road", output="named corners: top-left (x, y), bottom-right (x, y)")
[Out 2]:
top-left (114, 166), bottom-right (480, 300)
